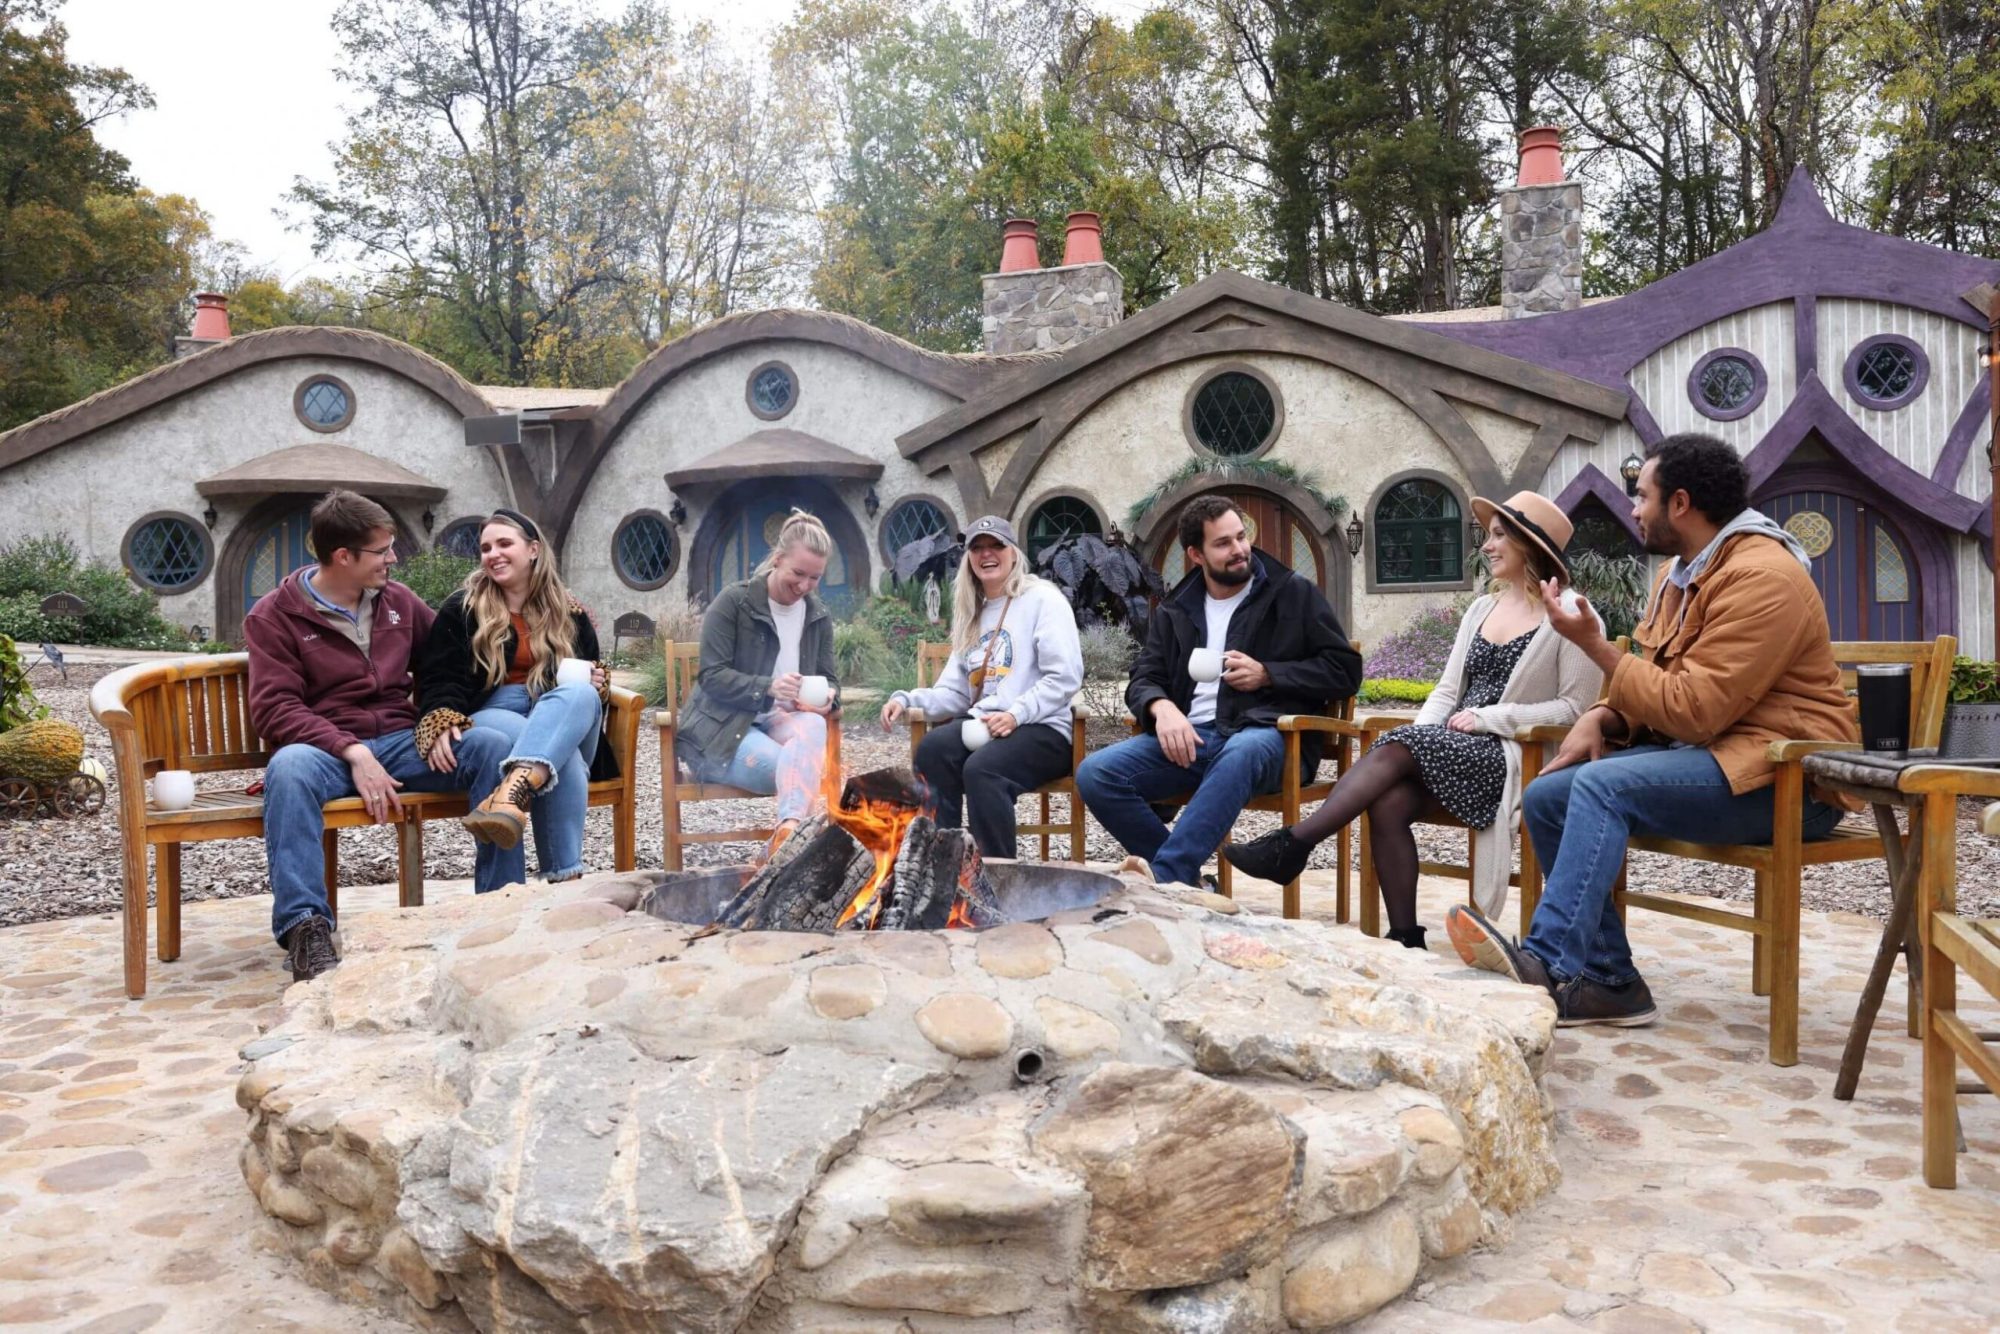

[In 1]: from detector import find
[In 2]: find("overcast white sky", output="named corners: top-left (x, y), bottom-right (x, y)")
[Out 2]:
top-left (59, 0), bottom-right (807, 282)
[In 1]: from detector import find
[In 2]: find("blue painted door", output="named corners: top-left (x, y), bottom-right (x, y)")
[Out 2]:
top-left (710, 490), bottom-right (852, 606)
top-left (243, 509), bottom-right (314, 612)
top-left (1763, 491), bottom-right (1920, 641)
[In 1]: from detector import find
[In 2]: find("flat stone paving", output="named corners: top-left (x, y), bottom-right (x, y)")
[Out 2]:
top-left (0, 870), bottom-right (1995, 1333)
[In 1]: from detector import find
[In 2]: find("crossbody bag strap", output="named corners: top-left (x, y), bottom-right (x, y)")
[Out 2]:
top-left (968, 596), bottom-right (1013, 698)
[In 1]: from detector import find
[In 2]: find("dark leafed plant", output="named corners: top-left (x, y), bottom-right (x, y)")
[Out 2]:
top-left (1033, 532), bottom-right (1167, 637)
top-left (891, 529), bottom-right (964, 588)
top-left (1948, 657), bottom-right (2000, 704)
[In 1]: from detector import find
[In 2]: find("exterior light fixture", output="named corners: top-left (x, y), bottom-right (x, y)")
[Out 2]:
top-left (421, 507), bottom-right (435, 535)
top-left (1469, 522), bottom-right (1487, 547)
top-left (1621, 453), bottom-right (1644, 496)
top-left (190, 625), bottom-right (207, 642)
top-left (202, 504), bottom-right (218, 531)
top-left (864, 486), bottom-right (880, 517)
top-left (668, 497), bottom-right (687, 527)
top-left (1345, 513), bottom-right (1364, 558)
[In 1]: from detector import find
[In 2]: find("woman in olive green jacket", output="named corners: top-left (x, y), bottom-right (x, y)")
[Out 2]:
top-left (678, 511), bottom-right (840, 836)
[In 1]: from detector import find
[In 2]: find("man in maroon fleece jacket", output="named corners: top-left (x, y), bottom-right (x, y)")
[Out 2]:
top-left (246, 490), bottom-right (508, 982)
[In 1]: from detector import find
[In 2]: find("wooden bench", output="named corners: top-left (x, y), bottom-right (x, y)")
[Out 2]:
top-left (1517, 636), bottom-right (1956, 1067)
top-left (655, 642), bottom-right (842, 870)
top-left (91, 653), bottom-right (643, 998)
top-left (906, 641), bottom-right (1086, 860)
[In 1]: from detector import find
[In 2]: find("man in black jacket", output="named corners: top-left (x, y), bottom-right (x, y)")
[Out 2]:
top-left (1077, 496), bottom-right (1363, 887)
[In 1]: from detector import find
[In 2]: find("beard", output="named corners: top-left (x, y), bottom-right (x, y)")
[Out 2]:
top-left (1637, 520), bottom-right (1677, 557)
top-left (1205, 556), bottom-right (1252, 587)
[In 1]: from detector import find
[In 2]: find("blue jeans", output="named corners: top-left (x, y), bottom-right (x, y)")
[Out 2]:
top-left (263, 725), bottom-right (510, 941)
top-left (470, 682), bottom-right (603, 886)
top-left (1075, 725), bottom-right (1286, 886)
top-left (688, 711), bottom-right (828, 824)
top-left (1522, 744), bottom-right (1840, 985)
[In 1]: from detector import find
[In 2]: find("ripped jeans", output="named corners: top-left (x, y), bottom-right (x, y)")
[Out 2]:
top-left (688, 710), bottom-right (828, 823)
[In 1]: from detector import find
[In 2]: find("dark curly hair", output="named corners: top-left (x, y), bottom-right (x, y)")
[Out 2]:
top-left (1645, 433), bottom-right (1748, 525)
top-left (1178, 495), bottom-right (1246, 552)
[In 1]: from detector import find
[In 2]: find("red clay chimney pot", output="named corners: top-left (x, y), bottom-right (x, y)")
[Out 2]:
top-left (999, 219), bottom-right (1040, 273)
top-left (190, 291), bottom-right (232, 341)
top-left (1517, 127), bottom-right (1564, 187)
top-left (1062, 211), bottom-right (1103, 266)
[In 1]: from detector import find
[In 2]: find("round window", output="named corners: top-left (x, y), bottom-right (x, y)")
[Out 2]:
top-left (881, 498), bottom-right (951, 561)
top-left (747, 362), bottom-right (797, 420)
top-left (1849, 337), bottom-right (1925, 407)
top-left (124, 514), bottom-right (211, 592)
top-left (614, 511), bottom-right (677, 590)
top-left (1024, 495), bottom-right (1103, 563)
top-left (1687, 348), bottom-right (1765, 422)
top-left (294, 375), bottom-right (355, 431)
top-left (436, 519), bottom-right (484, 560)
top-left (1188, 370), bottom-right (1279, 457)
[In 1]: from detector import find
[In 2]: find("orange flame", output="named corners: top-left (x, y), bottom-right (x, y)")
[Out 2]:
top-left (819, 765), bottom-right (921, 929)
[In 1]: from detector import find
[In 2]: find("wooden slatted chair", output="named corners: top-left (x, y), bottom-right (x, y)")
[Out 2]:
top-left (1922, 798), bottom-right (2000, 1188)
top-left (904, 641), bottom-right (1086, 860)
top-left (1517, 635), bottom-right (1957, 1067)
top-left (655, 641), bottom-right (843, 870)
top-left (1126, 644), bottom-right (1363, 920)
top-left (91, 653), bottom-right (645, 998)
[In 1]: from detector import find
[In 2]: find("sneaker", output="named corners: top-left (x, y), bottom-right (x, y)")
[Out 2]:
top-left (1445, 904), bottom-right (1553, 995)
top-left (462, 764), bottom-right (544, 849)
top-left (1221, 826), bottom-right (1313, 884)
top-left (1554, 974), bottom-right (1658, 1028)
top-left (283, 915), bottom-right (340, 983)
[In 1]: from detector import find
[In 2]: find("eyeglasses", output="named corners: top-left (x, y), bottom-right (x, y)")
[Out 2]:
top-left (355, 542), bottom-right (396, 559)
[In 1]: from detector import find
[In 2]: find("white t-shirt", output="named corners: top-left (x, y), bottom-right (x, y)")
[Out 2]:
top-left (768, 597), bottom-right (807, 679)
top-left (1188, 582), bottom-right (1251, 728)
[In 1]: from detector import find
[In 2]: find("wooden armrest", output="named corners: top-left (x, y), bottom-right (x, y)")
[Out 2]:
top-left (1767, 739), bottom-right (1860, 762)
top-left (1982, 804), bottom-right (2000, 838)
top-left (1514, 724), bottom-right (1575, 744)
top-left (1350, 713), bottom-right (1410, 734)
top-left (1276, 714), bottom-right (1366, 737)
top-left (654, 711), bottom-right (675, 730)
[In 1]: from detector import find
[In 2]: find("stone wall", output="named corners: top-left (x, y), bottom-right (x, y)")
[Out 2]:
top-left (982, 262), bottom-right (1124, 355)
top-left (1500, 182), bottom-right (1583, 320)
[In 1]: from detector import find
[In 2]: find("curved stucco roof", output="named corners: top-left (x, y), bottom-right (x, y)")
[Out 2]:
top-left (0, 326), bottom-right (495, 474)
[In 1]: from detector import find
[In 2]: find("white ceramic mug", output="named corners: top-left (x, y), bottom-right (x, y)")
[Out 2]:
top-left (1188, 647), bottom-right (1224, 683)
top-left (151, 769), bottom-right (196, 811)
top-left (798, 675), bottom-right (832, 710)
top-left (556, 657), bottom-right (594, 688)
top-left (961, 716), bottom-right (992, 751)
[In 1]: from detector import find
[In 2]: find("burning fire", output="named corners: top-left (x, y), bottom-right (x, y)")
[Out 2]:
top-left (819, 766), bottom-right (920, 929)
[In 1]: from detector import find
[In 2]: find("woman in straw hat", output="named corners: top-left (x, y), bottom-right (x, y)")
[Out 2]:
top-left (1224, 491), bottom-right (1605, 948)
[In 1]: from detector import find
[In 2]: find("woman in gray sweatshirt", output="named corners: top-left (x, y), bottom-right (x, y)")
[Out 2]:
top-left (881, 515), bottom-right (1083, 858)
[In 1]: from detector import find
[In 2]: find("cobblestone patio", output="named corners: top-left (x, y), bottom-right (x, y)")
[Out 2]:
top-left (1, 869), bottom-right (1996, 1332)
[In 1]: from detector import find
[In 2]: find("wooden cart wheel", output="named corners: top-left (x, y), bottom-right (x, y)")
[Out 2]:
top-left (54, 773), bottom-right (107, 818)
top-left (0, 778), bottom-right (36, 820)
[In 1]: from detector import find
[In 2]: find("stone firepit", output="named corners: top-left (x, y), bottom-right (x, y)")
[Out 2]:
top-left (234, 864), bottom-right (1559, 1331)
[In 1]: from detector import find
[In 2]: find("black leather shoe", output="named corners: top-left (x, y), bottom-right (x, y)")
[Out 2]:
top-left (1385, 924), bottom-right (1429, 950)
top-left (1555, 974), bottom-right (1658, 1027)
top-left (1221, 827), bottom-right (1312, 884)
top-left (283, 915), bottom-right (340, 983)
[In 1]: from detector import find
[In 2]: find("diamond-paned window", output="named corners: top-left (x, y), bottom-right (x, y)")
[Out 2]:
top-left (1025, 496), bottom-right (1102, 563)
top-left (299, 379), bottom-right (350, 427)
top-left (437, 520), bottom-right (483, 560)
top-left (749, 363), bottom-right (797, 419)
top-left (1697, 356), bottom-right (1756, 412)
top-left (1874, 528), bottom-right (1911, 603)
top-left (882, 498), bottom-right (950, 561)
top-left (1190, 371), bottom-right (1278, 457)
top-left (127, 516), bottom-right (208, 592)
top-left (614, 512), bottom-right (677, 589)
top-left (1374, 479), bottom-right (1462, 585)
top-left (1855, 342), bottom-right (1917, 403)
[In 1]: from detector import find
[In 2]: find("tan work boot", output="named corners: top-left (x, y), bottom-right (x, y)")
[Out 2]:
top-left (462, 764), bottom-right (546, 849)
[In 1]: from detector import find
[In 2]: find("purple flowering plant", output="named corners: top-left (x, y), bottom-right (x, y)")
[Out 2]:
top-left (1364, 601), bottom-right (1466, 684)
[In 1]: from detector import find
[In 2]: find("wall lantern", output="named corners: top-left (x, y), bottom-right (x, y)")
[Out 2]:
top-left (668, 497), bottom-right (688, 527)
top-left (189, 625), bottom-right (208, 642)
top-left (1621, 453), bottom-right (1644, 496)
top-left (864, 486), bottom-right (880, 517)
top-left (202, 504), bottom-right (218, 532)
top-left (1345, 513), bottom-right (1364, 558)
top-left (1469, 522), bottom-right (1487, 547)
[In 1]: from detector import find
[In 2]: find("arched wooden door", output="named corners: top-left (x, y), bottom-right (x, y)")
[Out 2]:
top-left (239, 504), bottom-right (419, 621)
top-left (705, 486), bottom-right (855, 607)
top-left (1154, 490), bottom-right (1329, 594)
top-left (1763, 490), bottom-right (1921, 640)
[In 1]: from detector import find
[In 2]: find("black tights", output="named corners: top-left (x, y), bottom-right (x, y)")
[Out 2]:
top-left (1289, 741), bottom-right (1427, 932)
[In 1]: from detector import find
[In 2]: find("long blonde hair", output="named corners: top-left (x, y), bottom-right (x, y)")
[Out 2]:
top-left (752, 508), bottom-right (833, 582)
top-left (462, 515), bottom-right (577, 690)
top-left (952, 539), bottom-right (1038, 654)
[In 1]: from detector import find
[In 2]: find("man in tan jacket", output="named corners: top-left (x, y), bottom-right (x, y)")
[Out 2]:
top-left (1448, 433), bottom-right (1856, 1026)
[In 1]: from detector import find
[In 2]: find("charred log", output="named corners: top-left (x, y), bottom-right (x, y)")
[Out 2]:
top-left (879, 820), bottom-right (980, 931)
top-left (840, 766), bottom-right (927, 812)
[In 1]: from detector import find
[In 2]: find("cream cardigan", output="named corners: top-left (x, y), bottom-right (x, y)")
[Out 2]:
top-left (1405, 591), bottom-right (1605, 917)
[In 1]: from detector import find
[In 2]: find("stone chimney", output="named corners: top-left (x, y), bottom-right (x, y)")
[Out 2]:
top-left (1499, 128), bottom-right (1582, 319)
top-left (980, 213), bottom-right (1123, 355)
top-left (175, 292), bottom-right (232, 358)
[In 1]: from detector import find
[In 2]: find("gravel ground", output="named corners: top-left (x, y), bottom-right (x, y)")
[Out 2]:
top-left (5, 669), bottom-right (1996, 929)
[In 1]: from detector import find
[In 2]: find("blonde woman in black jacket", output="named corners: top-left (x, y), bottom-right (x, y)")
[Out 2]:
top-left (414, 509), bottom-right (613, 887)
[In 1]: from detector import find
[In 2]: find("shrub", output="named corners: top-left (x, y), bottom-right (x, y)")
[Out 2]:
top-left (632, 652), bottom-right (669, 706)
top-left (0, 535), bottom-right (192, 649)
top-left (1034, 533), bottom-right (1167, 638)
top-left (397, 549), bottom-right (476, 609)
top-left (1, 633), bottom-right (47, 730)
top-left (857, 593), bottom-right (932, 676)
top-left (1077, 621), bottom-right (1137, 721)
top-left (1358, 678), bottom-right (1433, 705)
top-left (1365, 603), bottom-right (1464, 684)
top-left (833, 619), bottom-right (896, 687)
top-left (1564, 549), bottom-right (1649, 642)
top-left (1949, 656), bottom-right (2000, 704)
